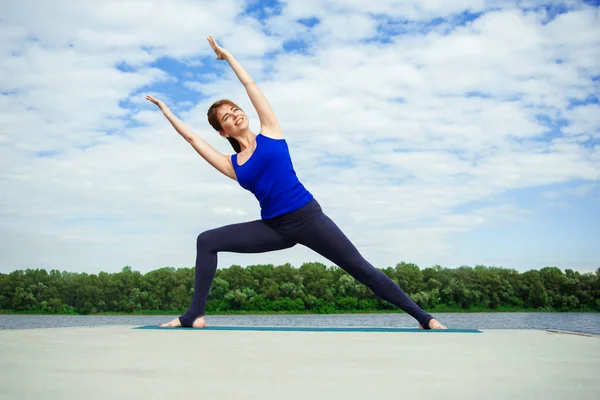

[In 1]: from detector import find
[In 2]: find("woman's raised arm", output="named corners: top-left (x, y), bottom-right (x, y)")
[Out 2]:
top-left (146, 95), bottom-right (236, 181)
top-left (207, 36), bottom-right (282, 139)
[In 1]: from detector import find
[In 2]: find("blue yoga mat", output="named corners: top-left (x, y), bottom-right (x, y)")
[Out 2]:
top-left (134, 325), bottom-right (482, 333)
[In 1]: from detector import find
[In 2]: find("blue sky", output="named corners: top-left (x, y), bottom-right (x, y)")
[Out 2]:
top-left (0, 0), bottom-right (598, 275)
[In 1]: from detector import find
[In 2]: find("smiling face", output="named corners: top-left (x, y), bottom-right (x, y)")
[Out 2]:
top-left (216, 104), bottom-right (248, 137)
top-left (207, 99), bottom-right (249, 139)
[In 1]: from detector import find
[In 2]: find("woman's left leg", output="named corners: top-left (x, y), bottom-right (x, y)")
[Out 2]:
top-left (296, 213), bottom-right (436, 329)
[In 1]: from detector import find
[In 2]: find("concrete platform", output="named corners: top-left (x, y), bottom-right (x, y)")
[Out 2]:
top-left (0, 326), bottom-right (598, 400)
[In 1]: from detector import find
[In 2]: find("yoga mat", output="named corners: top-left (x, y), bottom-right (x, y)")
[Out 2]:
top-left (134, 325), bottom-right (482, 333)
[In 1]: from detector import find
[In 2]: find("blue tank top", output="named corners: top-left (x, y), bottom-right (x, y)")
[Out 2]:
top-left (231, 134), bottom-right (314, 219)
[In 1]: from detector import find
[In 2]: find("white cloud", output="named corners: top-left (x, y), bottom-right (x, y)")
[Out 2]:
top-left (281, 0), bottom-right (487, 20)
top-left (543, 182), bottom-right (600, 200)
top-left (562, 104), bottom-right (600, 137)
top-left (0, 0), bottom-right (599, 276)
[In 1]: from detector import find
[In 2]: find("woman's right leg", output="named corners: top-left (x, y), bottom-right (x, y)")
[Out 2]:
top-left (178, 220), bottom-right (296, 327)
top-left (294, 213), bottom-right (440, 329)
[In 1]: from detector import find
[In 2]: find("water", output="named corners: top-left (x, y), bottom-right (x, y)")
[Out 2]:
top-left (1, 312), bottom-right (599, 334)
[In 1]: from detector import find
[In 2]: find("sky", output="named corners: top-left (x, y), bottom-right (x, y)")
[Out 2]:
top-left (0, 0), bottom-right (599, 276)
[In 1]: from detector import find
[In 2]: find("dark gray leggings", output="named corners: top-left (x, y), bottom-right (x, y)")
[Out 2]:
top-left (179, 199), bottom-right (434, 329)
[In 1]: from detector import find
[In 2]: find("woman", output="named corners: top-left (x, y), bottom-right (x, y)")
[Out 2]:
top-left (146, 36), bottom-right (446, 330)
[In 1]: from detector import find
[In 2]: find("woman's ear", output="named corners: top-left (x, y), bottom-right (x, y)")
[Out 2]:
top-left (219, 130), bottom-right (227, 138)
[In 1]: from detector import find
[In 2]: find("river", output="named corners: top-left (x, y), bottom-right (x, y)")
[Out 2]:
top-left (1, 312), bottom-right (599, 334)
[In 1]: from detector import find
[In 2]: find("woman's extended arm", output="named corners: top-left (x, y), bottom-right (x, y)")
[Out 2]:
top-left (207, 36), bottom-right (283, 139)
top-left (146, 95), bottom-right (236, 181)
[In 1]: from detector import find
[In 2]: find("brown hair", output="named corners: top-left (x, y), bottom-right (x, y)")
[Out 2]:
top-left (207, 99), bottom-right (242, 153)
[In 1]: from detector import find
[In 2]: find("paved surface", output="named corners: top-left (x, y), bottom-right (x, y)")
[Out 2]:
top-left (1, 326), bottom-right (599, 400)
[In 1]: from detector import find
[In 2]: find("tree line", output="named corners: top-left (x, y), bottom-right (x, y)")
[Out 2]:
top-left (0, 263), bottom-right (598, 314)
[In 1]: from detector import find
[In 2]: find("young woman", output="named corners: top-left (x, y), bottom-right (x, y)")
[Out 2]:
top-left (146, 36), bottom-right (447, 330)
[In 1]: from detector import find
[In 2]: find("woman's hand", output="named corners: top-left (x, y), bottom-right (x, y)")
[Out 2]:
top-left (207, 36), bottom-right (229, 60)
top-left (146, 95), bottom-right (170, 113)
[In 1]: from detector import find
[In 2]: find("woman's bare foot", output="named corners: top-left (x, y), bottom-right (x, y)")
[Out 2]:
top-left (158, 316), bottom-right (206, 328)
top-left (428, 319), bottom-right (447, 329)
top-left (158, 317), bottom-right (182, 327)
top-left (419, 318), bottom-right (448, 330)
